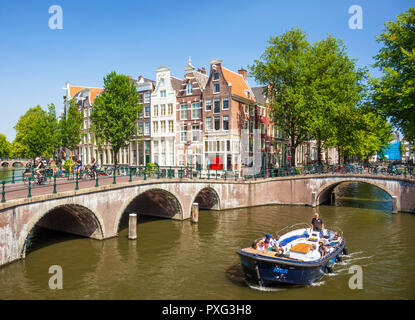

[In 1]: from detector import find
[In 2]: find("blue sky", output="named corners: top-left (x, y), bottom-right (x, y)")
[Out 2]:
top-left (0, 0), bottom-right (413, 141)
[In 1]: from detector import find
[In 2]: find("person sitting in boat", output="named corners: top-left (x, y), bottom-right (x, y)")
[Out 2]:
top-left (318, 240), bottom-right (327, 257)
top-left (256, 240), bottom-right (266, 251)
top-left (270, 234), bottom-right (281, 248)
top-left (264, 237), bottom-right (272, 250)
top-left (308, 244), bottom-right (321, 260)
top-left (329, 232), bottom-right (342, 247)
top-left (311, 213), bottom-right (325, 234)
top-left (270, 235), bottom-right (283, 254)
top-left (251, 241), bottom-right (258, 249)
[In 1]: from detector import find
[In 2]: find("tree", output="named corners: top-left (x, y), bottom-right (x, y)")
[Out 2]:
top-left (370, 7), bottom-right (415, 141)
top-left (305, 35), bottom-right (363, 164)
top-left (59, 98), bottom-right (83, 154)
top-left (249, 28), bottom-right (311, 166)
top-left (13, 105), bottom-right (59, 159)
top-left (331, 107), bottom-right (392, 162)
top-left (90, 71), bottom-right (142, 166)
top-left (0, 134), bottom-right (11, 158)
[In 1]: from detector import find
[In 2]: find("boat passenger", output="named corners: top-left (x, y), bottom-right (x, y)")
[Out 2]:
top-left (329, 232), bottom-right (342, 246)
top-left (270, 234), bottom-right (281, 248)
top-left (270, 235), bottom-right (283, 253)
top-left (308, 244), bottom-right (321, 260)
top-left (257, 240), bottom-right (266, 251)
top-left (264, 237), bottom-right (271, 250)
top-left (318, 240), bottom-right (327, 257)
top-left (251, 241), bottom-right (258, 249)
top-left (311, 213), bottom-right (325, 234)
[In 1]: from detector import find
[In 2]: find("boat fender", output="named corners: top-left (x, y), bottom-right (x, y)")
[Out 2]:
top-left (326, 265), bottom-right (334, 273)
top-left (342, 247), bottom-right (349, 255)
top-left (336, 255), bottom-right (343, 262)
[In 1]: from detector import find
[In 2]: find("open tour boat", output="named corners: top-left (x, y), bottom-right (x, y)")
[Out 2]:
top-left (237, 223), bottom-right (348, 286)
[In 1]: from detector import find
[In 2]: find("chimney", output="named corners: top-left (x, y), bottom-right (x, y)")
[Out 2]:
top-left (201, 67), bottom-right (206, 74)
top-left (238, 68), bottom-right (247, 80)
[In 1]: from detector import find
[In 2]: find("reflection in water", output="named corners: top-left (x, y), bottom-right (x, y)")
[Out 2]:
top-left (0, 183), bottom-right (414, 299)
top-left (334, 182), bottom-right (392, 212)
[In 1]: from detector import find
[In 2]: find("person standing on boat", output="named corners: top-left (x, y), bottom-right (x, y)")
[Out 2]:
top-left (311, 213), bottom-right (325, 234)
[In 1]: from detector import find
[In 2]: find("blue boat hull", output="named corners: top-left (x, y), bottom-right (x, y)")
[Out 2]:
top-left (237, 240), bottom-right (345, 286)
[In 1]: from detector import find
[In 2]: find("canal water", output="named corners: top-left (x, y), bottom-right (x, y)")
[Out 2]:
top-left (0, 182), bottom-right (414, 299)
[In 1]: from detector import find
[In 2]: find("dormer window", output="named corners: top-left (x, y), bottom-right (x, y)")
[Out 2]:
top-left (187, 83), bottom-right (193, 95)
top-left (245, 90), bottom-right (250, 99)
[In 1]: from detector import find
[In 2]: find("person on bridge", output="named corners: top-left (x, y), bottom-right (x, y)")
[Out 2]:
top-left (34, 157), bottom-right (45, 178)
top-left (74, 158), bottom-right (82, 175)
top-left (88, 157), bottom-right (98, 178)
top-left (311, 212), bottom-right (325, 233)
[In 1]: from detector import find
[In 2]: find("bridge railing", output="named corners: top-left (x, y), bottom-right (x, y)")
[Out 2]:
top-left (0, 163), bottom-right (414, 204)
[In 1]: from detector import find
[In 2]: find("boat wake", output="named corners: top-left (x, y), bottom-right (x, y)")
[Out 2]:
top-left (310, 280), bottom-right (326, 287)
top-left (246, 282), bottom-right (287, 292)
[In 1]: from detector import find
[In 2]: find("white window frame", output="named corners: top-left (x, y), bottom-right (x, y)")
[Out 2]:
top-left (213, 83), bottom-right (220, 93)
top-left (223, 116), bottom-right (229, 131)
top-left (222, 98), bottom-right (229, 110)
top-left (187, 83), bottom-right (193, 95)
top-left (180, 104), bottom-right (188, 120)
top-left (191, 103), bottom-right (201, 119)
top-left (205, 99), bottom-right (212, 112)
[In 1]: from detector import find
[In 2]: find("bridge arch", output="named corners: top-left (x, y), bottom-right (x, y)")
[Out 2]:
top-left (192, 186), bottom-right (221, 210)
top-left (12, 162), bottom-right (23, 168)
top-left (116, 188), bottom-right (184, 232)
top-left (19, 203), bottom-right (104, 258)
top-left (314, 178), bottom-right (396, 208)
top-left (1, 162), bottom-right (9, 167)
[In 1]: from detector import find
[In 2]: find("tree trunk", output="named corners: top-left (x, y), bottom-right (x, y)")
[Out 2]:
top-left (290, 135), bottom-right (296, 168)
top-left (317, 140), bottom-right (322, 165)
top-left (112, 149), bottom-right (118, 167)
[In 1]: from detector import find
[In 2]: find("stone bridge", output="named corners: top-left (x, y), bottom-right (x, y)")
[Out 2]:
top-left (0, 174), bottom-right (414, 267)
top-left (0, 159), bottom-right (30, 168)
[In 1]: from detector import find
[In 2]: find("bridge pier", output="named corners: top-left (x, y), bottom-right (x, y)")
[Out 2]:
top-left (191, 203), bottom-right (199, 223)
top-left (392, 196), bottom-right (398, 214)
top-left (128, 213), bottom-right (137, 240)
top-left (311, 192), bottom-right (316, 207)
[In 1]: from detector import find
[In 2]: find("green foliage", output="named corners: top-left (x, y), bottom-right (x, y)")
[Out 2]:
top-left (13, 104), bottom-right (59, 159)
top-left (0, 134), bottom-right (11, 158)
top-left (370, 7), bottom-right (415, 141)
top-left (145, 162), bottom-right (159, 173)
top-left (59, 98), bottom-right (83, 152)
top-left (90, 71), bottom-right (142, 166)
top-left (63, 159), bottom-right (74, 172)
top-left (332, 108), bottom-right (392, 161)
top-left (250, 27), bottom-right (393, 164)
top-left (249, 28), bottom-right (311, 162)
top-left (305, 35), bottom-right (363, 162)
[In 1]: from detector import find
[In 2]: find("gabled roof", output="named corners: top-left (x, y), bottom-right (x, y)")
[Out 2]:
top-left (252, 86), bottom-right (267, 106)
top-left (170, 76), bottom-right (183, 93)
top-left (193, 70), bottom-right (209, 90)
top-left (68, 84), bottom-right (103, 105)
top-left (221, 67), bottom-right (255, 102)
